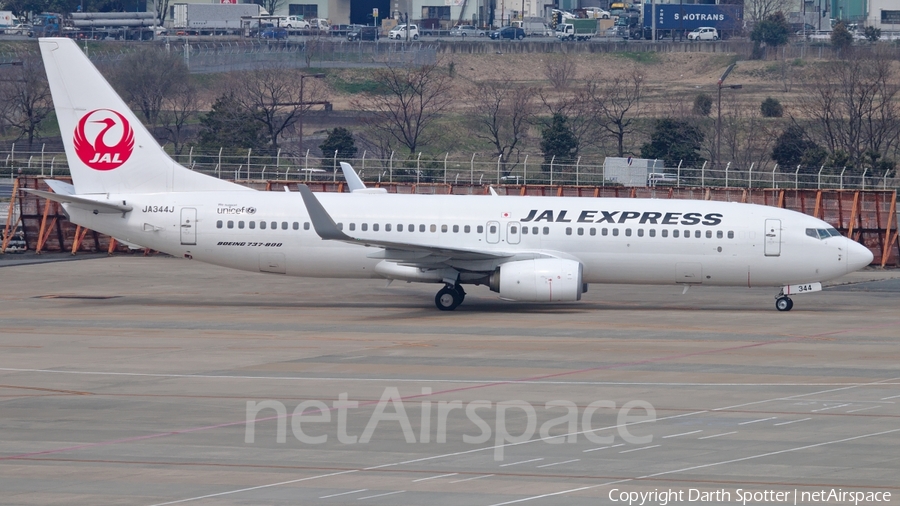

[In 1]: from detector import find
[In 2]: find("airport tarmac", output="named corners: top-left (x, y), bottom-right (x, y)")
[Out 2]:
top-left (0, 255), bottom-right (898, 506)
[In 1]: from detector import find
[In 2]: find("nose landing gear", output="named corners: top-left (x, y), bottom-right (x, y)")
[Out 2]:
top-left (775, 295), bottom-right (794, 312)
top-left (435, 284), bottom-right (466, 311)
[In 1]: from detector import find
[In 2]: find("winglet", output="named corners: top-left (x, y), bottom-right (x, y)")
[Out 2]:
top-left (339, 162), bottom-right (366, 192)
top-left (297, 185), bottom-right (354, 241)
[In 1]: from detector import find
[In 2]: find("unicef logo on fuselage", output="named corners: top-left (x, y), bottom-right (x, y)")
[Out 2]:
top-left (73, 109), bottom-right (135, 171)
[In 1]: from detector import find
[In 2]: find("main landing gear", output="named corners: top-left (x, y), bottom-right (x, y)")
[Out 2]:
top-left (775, 292), bottom-right (794, 312)
top-left (435, 284), bottom-right (466, 311)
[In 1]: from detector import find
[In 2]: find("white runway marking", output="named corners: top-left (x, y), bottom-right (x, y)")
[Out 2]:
top-left (412, 473), bottom-right (457, 483)
top-left (698, 431), bottom-right (738, 439)
top-left (449, 474), bottom-right (494, 484)
top-left (619, 445), bottom-right (660, 453)
top-left (536, 459), bottom-right (580, 468)
top-left (712, 377), bottom-right (900, 411)
top-left (811, 403), bottom-right (850, 412)
top-left (486, 479), bottom-right (635, 506)
top-left (583, 446), bottom-right (610, 452)
top-left (663, 430), bottom-right (703, 438)
top-left (846, 406), bottom-right (880, 413)
top-left (2, 367), bottom-right (898, 387)
top-left (499, 458), bottom-right (543, 467)
top-left (880, 394), bottom-right (900, 400)
top-left (319, 489), bottom-right (367, 499)
top-left (357, 490), bottom-right (405, 500)
top-left (773, 418), bottom-right (811, 426)
top-left (147, 470), bottom-right (358, 506)
top-left (739, 416), bottom-right (777, 425)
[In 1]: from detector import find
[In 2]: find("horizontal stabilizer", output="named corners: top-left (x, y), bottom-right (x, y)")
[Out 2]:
top-left (24, 188), bottom-right (133, 214)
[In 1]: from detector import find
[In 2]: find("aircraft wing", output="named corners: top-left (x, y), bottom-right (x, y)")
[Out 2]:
top-left (298, 185), bottom-right (523, 269)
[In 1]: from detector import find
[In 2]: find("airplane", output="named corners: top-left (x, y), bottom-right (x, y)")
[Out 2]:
top-left (29, 37), bottom-right (873, 311)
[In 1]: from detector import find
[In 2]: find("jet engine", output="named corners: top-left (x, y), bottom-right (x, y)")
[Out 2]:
top-left (489, 259), bottom-right (584, 302)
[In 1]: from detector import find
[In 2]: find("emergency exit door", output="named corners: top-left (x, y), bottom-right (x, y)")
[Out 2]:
top-left (180, 208), bottom-right (197, 245)
top-left (764, 219), bottom-right (781, 256)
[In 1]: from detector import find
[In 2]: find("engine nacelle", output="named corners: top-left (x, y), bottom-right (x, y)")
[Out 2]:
top-left (489, 259), bottom-right (584, 302)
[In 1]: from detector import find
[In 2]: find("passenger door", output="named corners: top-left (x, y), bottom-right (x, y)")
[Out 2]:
top-left (764, 219), bottom-right (781, 256)
top-left (180, 208), bottom-right (197, 245)
top-left (486, 221), bottom-right (500, 244)
top-left (506, 222), bottom-right (521, 244)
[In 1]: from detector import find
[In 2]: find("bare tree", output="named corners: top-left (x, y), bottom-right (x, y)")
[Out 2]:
top-left (744, 0), bottom-right (793, 23)
top-left (232, 66), bottom-right (326, 151)
top-left (353, 61), bottom-right (454, 154)
top-left (110, 47), bottom-right (189, 127)
top-left (585, 70), bottom-right (645, 157)
top-left (543, 53), bottom-right (577, 89)
top-left (470, 78), bottom-right (537, 175)
top-left (795, 51), bottom-right (900, 166)
top-left (0, 58), bottom-right (53, 150)
top-left (720, 94), bottom-right (781, 171)
top-left (160, 80), bottom-right (199, 155)
top-left (538, 85), bottom-right (598, 156)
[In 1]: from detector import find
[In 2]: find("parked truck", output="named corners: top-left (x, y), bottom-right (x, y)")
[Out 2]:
top-left (637, 3), bottom-right (742, 40)
top-left (28, 12), bottom-right (158, 39)
top-left (556, 17), bottom-right (597, 41)
top-left (0, 11), bottom-right (15, 29)
top-left (512, 17), bottom-right (551, 36)
top-left (173, 3), bottom-right (266, 36)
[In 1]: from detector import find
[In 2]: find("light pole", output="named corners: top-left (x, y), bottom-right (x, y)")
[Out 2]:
top-left (716, 63), bottom-right (741, 168)
top-left (298, 73), bottom-right (325, 153)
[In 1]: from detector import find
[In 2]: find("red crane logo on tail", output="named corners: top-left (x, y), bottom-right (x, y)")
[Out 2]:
top-left (73, 109), bottom-right (135, 171)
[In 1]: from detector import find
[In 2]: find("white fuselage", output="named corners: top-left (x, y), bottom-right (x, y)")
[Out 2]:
top-left (64, 191), bottom-right (868, 288)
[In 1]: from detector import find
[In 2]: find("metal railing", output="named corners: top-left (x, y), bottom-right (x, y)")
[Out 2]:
top-left (2, 145), bottom-right (898, 191)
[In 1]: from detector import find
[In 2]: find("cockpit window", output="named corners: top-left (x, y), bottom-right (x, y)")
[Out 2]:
top-left (807, 227), bottom-right (842, 240)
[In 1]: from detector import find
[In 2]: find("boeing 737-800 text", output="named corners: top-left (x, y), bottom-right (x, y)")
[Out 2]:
top-left (30, 38), bottom-right (873, 311)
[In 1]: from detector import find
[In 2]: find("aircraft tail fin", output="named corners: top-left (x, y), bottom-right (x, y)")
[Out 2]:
top-left (38, 38), bottom-right (250, 195)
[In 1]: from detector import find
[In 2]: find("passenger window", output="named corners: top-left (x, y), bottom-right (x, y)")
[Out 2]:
top-left (270, 221), bottom-right (277, 230)
top-left (337, 223), bottom-right (343, 230)
top-left (717, 230), bottom-right (723, 239)
top-left (430, 224), bottom-right (437, 233)
top-left (577, 227), bottom-right (583, 236)
top-left (349, 223), bottom-right (355, 231)
top-left (362, 223), bottom-right (368, 231)
top-left (673, 230), bottom-right (679, 238)
top-left (464, 225), bottom-right (471, 233)
top-left (532, 227), bottom-right (538, 235)
top-left (260, 221), bottom-right (266, 230)
top-left (453, 225), bottom-right (459, 233)
top-left (292, 222), bottom-right (298, 230)
top-left (662, 229), bottom-right (668, 238)
top-left (385, 224), bottom-right (392, 232)
top-left (649, 229), bottom-right (656, 237)
top-left (477, 225), bottom-right (484, 233)
top-left (397, 224), bottom-right (403, 232)
top-left (522, 227), bottom-right (528, 235)
top-left (590, 228), bottom-right (596, 236)
top-left (566, 227), bottom-right (572, 235)
top-left (695, 230), bottom-right (701, 238)
top-left (510, 226), bottom-right (518, 234)
top-left (420, 224), bottom-right (426, 232)
top-left (612, 228), bottom-right (619, 237)
top-left (543, 227), bottom-right (549, 235)
top-left (282, 222), bottom-right (288, 230)
top-left (238, 221), bottom-right (244, 229)
top-left (489, 225), bottom-right (497, 234)
top-left (249, 221), bottom-right (256, 229)
top-left (442, 224), bottom-right (448, 233)
top-left (304, 222), bottom-right (310, 230)
top-left (637, 229), bottom-right (644, 237)
top-left (216, 220), bottom-right (223, 229)
top-left (684, 230), bottom-right (690, 238)
top-left (373, 224), bottom-right (379, 232)
top-left (625, 228), bottom-right (632, 237)
top-left (727, 231), bottom-right (734, 239)
top-left (227, 220), bottom-right (234, 229)
top-left (602, 228), bottom-right (608, 236)
top-left (706, 230), bottom-right (712, 238)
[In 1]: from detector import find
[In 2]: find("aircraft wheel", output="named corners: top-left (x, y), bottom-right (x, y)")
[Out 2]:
top-left (435, 286), bottom-right (463, 311)
top-left (775, 296), bottom-right (793, 312)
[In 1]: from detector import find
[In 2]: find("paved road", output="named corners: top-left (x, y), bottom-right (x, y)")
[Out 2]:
top-left (0, 257), bottom-right (898, 505)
